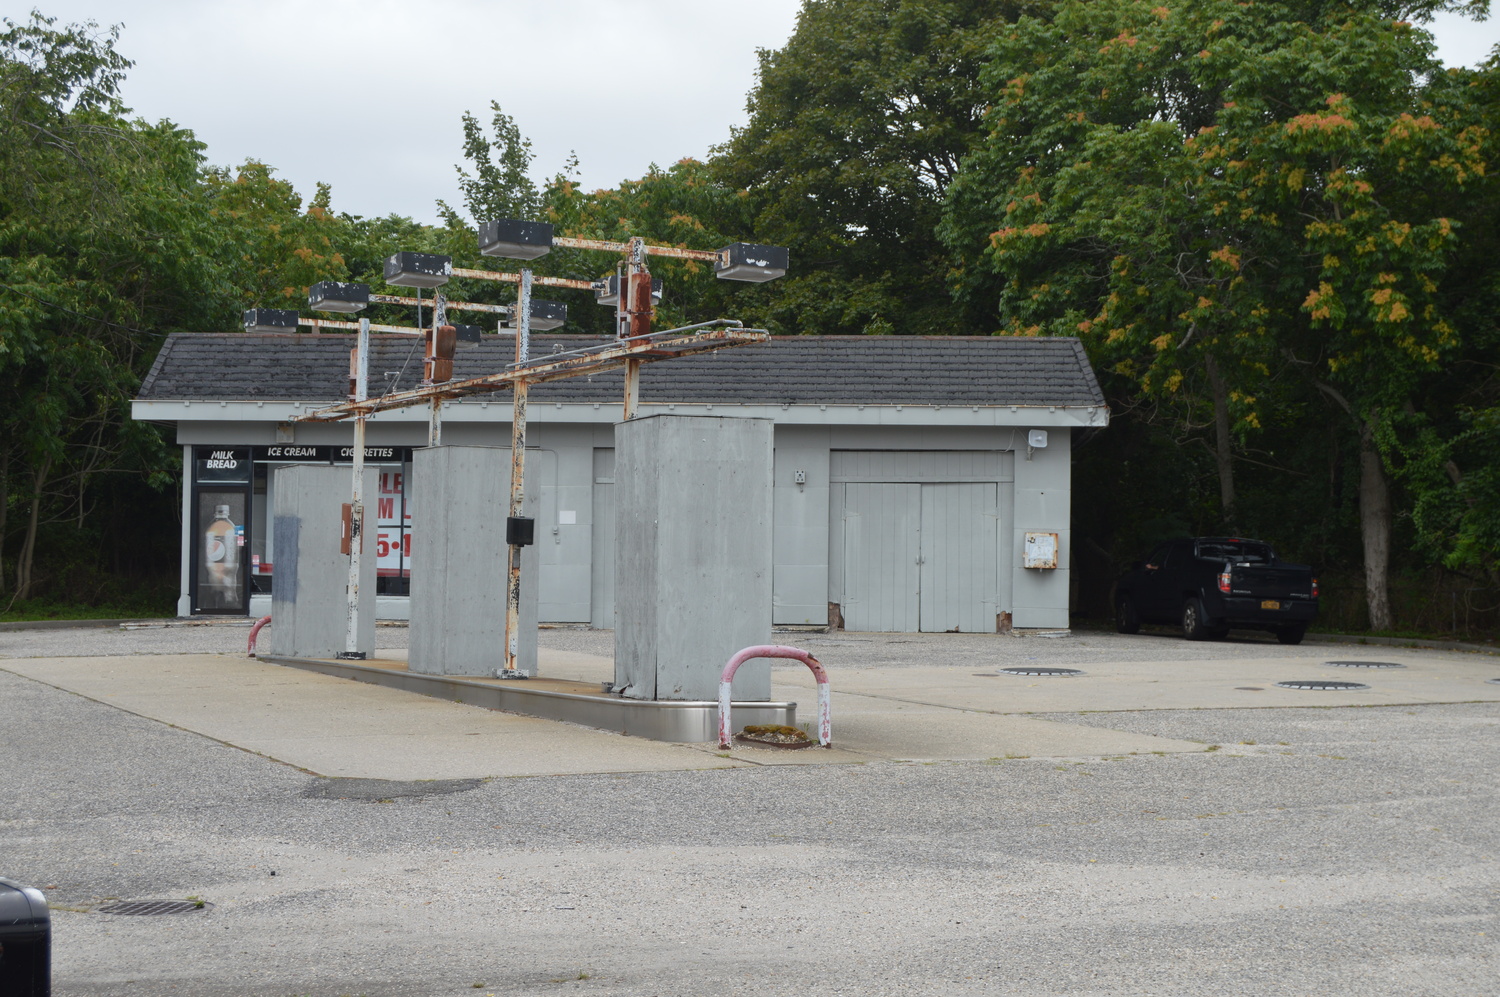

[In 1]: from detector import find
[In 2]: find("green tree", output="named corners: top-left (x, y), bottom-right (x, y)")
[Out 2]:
top-left (0, 12), bottom-right (237, 602)
top-left (716, 0), bottom-right (1031, 336)
top-left (942, 0), bottom-right (1494, 629)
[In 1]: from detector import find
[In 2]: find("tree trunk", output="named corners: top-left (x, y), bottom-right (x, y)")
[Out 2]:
top-left (1205, 355), bottom-right (1237, 530)
top-left (16, 457), bottom-right (50, 601)
top-left (1358, 420), bottom-right (1393, 631)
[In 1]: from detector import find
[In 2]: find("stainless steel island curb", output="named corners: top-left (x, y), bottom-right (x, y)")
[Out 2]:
top-left (258, 654), bottom-right (796, 742)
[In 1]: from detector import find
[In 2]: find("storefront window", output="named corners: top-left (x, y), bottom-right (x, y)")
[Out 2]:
top-left (191, 445), bottom-right (414, 611)
top-left (191, 448), bottom-right (251, 614)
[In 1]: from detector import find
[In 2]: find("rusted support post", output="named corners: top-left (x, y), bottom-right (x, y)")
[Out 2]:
top-left (622, 238), bottom-right (650, 420)
top-left (427, 293), bottom-right (446, 446)
top-left (501, 269), bottom-right (532, 678)
top-left (340, 316), bottom-right (371, 660)
top-left (717, 645), bottom-right (831, 750)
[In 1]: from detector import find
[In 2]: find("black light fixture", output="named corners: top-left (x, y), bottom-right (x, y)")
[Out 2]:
top-left (507, 299), bottom-right (566, 331)
top-left (453, 323), bottom-right (483, 350)
top-left (243, 308), bottom-right (298, 333)
top-left (308, 281), bottom-right (370, 313)
top-left (383, 252), bottom-right (452, 288)
top-left (479, 219), bottom-right (553, 260)
top-left (592, 275), bottom-right (662, 306)
top-left (714, 243), bottom-right (788, 282)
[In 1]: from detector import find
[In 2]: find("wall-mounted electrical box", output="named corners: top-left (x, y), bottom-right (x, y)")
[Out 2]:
top-left (1023, 531), bottom-right (1059, 569)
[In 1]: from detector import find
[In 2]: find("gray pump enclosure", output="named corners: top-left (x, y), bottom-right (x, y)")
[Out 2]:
top-left (408, 445), bottom-right (538, 676)
top-left (268, 464), bottom-right (376, 658)
top-left (614, 415), bottom-right (773, 701)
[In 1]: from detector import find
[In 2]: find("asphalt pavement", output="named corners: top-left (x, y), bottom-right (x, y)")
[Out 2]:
top-left (2, 622), bottom-right (1498, 996)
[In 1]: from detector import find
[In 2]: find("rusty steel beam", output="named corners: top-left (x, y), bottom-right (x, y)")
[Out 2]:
top-left (449, 266), bottom-right (595, 291)
top-left (298, 316), bottom-right (417, 335)
top-left (371, 293), bottom-right (512, 316)
top-left (291, 327), bottom-right (769, 423)
top-left (551, 235), bottom-right (719, 262)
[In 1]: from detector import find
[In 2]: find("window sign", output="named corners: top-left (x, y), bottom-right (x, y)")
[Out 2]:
top-left (194, 447), bottom-right (251, 484)
top-left (336, 445), bottom-right (409, 462)
top-left (375, 468), bottom-right (412, 579)
top-left (260, 445), bottom-right (331, 462)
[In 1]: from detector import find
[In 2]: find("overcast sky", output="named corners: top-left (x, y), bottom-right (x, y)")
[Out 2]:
top-left (28, 1), bottom-right (1500, 225)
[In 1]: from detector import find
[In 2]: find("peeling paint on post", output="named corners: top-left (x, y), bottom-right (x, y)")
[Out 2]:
top-left (502, 269), bottom-right (533, 677)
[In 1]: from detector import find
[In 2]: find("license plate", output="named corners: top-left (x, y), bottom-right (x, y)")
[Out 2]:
top-left (1261, 600), bottom-right (1281, 610)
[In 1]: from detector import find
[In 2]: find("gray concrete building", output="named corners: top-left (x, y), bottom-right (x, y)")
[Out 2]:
top-left (132, 333), bottom-right (1108, 632)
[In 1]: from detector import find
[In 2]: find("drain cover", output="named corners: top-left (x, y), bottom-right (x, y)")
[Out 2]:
top-left (97, 900), bottom-right (211, 916)
top-left (1275, 680), bottom-right (1370, 691)
top-left (1324, 660), bottom-right (1406, 669)
top-left (998, 667), bottom-right (1084, 677)
top-left (1487, 678), bottom-right (1500, 686)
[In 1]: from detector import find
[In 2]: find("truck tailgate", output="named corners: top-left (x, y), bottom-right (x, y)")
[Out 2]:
top-left (1232, 565), bottom-right (1313, 600)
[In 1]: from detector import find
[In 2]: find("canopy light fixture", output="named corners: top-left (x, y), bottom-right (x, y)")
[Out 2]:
top-left (592, 274), bottom-right (663, 307)
top-left (714, 242), bottom-right (788, 282)
top-left (453, 323), bottom-right (483, 350)
top-left (505, 298), bottom-right (566, 331)
top-left (243, 308), bottom-right (298, 333)
top-left (308, 281), bottom-right (370, 313)
top-left (479, 219), bottom-right (553, 260)
top-left (383, 251), bottom-right (452, 288)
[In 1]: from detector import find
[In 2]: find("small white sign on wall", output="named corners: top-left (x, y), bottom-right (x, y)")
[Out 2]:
top-left (558, 510), bottom-right (577, 525)
top-left (1023, 531), bottom-right (1059, 569)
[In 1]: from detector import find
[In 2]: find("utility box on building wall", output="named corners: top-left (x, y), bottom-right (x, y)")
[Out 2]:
top-left (614, 415), bottom-right (774, 702)
top-left (408, 445), bottom-right (538, 676)
top-left (268, 465), bottom-right (377, 658)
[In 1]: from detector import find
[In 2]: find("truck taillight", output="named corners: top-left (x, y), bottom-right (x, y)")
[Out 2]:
top-left (1312, 577), bottom-right (1319, 598)
top-left (1218, 570), bottom-right (1232, 594)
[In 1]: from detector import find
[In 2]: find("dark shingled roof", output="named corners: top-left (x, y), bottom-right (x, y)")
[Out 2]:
top-left (137, 333), bottom-right (1105, 408)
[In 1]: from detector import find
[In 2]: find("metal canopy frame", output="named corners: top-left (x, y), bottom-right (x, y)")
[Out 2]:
top-left (285, 230), bottom-right (779, 681)
top-left (289, 320), bottom-right (769, 423)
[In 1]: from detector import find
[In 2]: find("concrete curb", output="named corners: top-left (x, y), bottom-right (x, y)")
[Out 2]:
top-left (0, 618), bottom-right (169, 631)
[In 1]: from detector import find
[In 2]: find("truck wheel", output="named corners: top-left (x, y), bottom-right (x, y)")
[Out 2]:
top-left (1181, 598), bottom-right (1210, 641)
top-left (1115, 595), bottom-right (1141, 635)
top-left (1275, 625), bottom-right (1306, 646)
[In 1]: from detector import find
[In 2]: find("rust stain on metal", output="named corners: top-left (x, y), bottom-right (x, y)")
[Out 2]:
top-left (449, 267), bottom-right (595, 291)
top-left (292, 327), bottom-right (770, 423)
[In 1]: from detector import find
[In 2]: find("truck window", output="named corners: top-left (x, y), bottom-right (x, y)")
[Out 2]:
top-left (1196, 540), bottom-right (1273, 563)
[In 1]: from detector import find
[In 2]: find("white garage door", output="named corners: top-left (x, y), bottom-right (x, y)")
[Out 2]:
top-left (834, 452), bottom-right (1005, 633)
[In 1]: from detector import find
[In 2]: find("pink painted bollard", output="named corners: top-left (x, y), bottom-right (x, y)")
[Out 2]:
top-left (247, 615), bottom-right (272, 657)
top-left (718, 644), bottom-right (830, 750)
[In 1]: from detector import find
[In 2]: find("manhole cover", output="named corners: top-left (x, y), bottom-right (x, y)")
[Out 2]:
top-left (97, 900), bottom-right (211, 916)
top-left (1324, 660), bottom-right (1406, 669)
top-left (998, 667), bottom-right (1084, 677)
top-left (1275, 680), bottom-right (1370, 691)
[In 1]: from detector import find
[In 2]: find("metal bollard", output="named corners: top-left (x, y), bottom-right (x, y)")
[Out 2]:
top-left (718, 644), bottom-right (831, 750)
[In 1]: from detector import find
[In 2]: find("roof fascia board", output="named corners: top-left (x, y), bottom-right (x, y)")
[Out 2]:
top-left (134, 399), bottom-right (1108, 428)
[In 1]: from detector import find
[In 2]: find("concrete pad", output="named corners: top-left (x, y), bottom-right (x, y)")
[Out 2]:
top-left (769, 650), bottom-right (1500, 715)
top-left (0, 655), bottom-right (755, 780)
top-left (800, 690), bottom-right (1204, 760)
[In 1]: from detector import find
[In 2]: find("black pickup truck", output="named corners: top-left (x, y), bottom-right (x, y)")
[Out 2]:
top-left (1114, 537), bottom-right (1318, 644)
